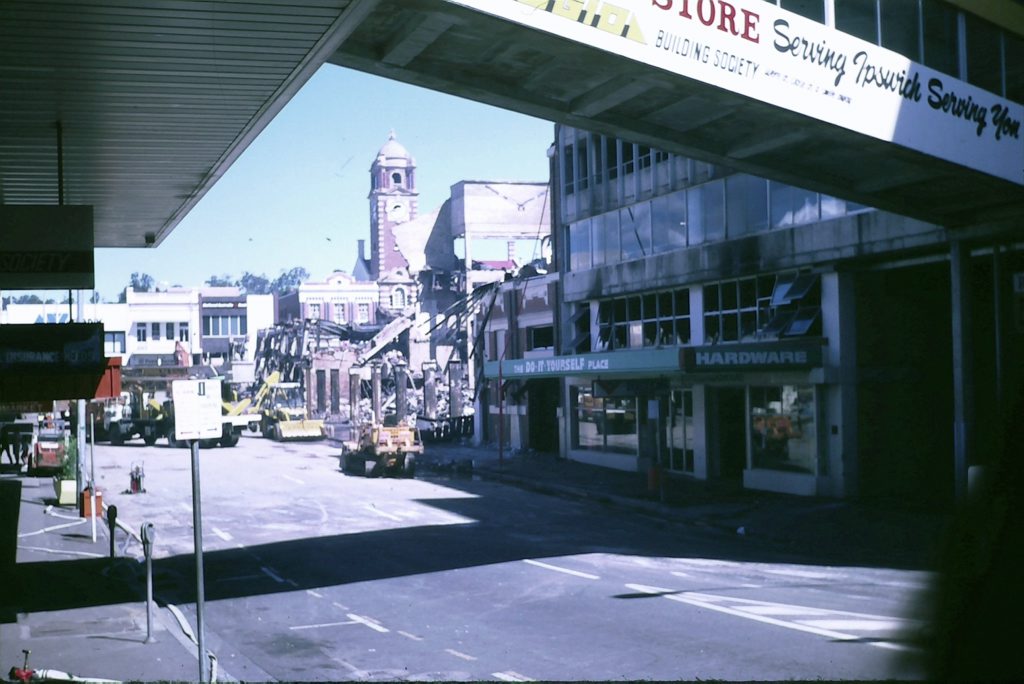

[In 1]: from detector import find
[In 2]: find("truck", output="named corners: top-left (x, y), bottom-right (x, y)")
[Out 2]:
top-left (340, 416), bottom-right (422, 477)
top-left (104, 381), bottom-right (256, 448)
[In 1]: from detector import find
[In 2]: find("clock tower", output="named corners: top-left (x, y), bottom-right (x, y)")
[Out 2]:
top-left (368, 130), bottom-right (418, 281)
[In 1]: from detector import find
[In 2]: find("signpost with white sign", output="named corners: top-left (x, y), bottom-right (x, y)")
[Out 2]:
top-left (171, 378), bottom-right (221, 683)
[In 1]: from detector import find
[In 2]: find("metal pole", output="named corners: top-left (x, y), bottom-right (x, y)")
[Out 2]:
top-left (189, 440), bottom-right (208, 683)
top-left (145, 550), bottom-right (154, 643)
top-left (90, 418), bottom-right (96, 543)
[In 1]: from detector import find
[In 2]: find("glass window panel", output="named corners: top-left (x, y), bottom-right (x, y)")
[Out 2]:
top-left (780, 0), bottom-right (824, 23)
top-left (1006, 31), bottom-right (1024, 103)
top-left (603, 397), bottom-right (638, 455)
top-left (563, 142), bottom-right (575, 194)
top-left (836, 0), bottom-right (878, 44)
top-left (643, 322), bottom-right (658, 346)
top-left (722, 312), bottom-right (739, 341)
top-left (721, 281), bottom-right (738, 311)
top-left (750, 385), bottom-right (817, 474)
top-left (152, 323), bottom-right (160, 340)
top-left (820, 194), bottom-right (847, 219)
top-left (783, 306), bottom-right (821, 336)
top-left (689, 181), bottom-right (725, 243)
top-left (621, 203), bottom-right (652, 261)
top-left (880, 0), bottom-right (920, 60)
top-left (605, 136), bottom-right (619, 181)
top-left (603, 211), bottom-right (620, 264)
top-left (592, 214), bottom-right (607, 267)
top-left (569, 221), bottom-right (591, 271)
top-left (675, 289), bottom-right (690, 316)
top-left (922, 0), bottom-right (959, 77)
top-left (629, 321), bottom-right (644, 347)
top-left (726, 174), bottom-right (768, 237)
top-left (770, 181), bottom-right (820, 228)
top-left (704, 283), bottom-right (720, 312)
top-left (704, 314), bottom-right (720, 343)
top-left (627, 296), bottom-right (642, 321)
top-left (642, 294), bottom-right (657, 320)
top-left (965, 13), bottom-right (1002, 94)
top-left (739, 278), bottom-right (757, 309)
top-left (675, 318), bottom-right (691, 345)
top-left (740, 311), bottom-right (759, 340)
top-left (658, 291), bottom-right (674, 318)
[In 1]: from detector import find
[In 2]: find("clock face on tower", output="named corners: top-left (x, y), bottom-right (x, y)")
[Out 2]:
top-left (385, 199), bottom-right (409, 223)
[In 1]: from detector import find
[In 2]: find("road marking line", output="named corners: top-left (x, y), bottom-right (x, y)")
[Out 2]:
top-left (284, 474), bottom-right (305, 485)
top-left (799, 619), bottom-right (905, 631)
top-left (398, 631), bottom-right (423, 641)
top-left (738, 605), bottom-right (830, 616)
top-left (524, 559), bottom-right (599, 580)
top-left (445, 649), bottom-right (477, 661)
top-left (216, 574), bottom-right (262, 583)
top-left (365, 504), bottom-right (402, 521)
top-left (211, 526), bottom-right (233, 541)
top-left (307, 590), bottom-right (324, 599)
top-left (624, 584), bottom-right (914, 651)
top-left (332, 601), bottom-right (350, 611)
top-left (347, 613), bottom-right (389, 633)
top-left (493, 671), bottom-right (535, 682)
top-left (290, 621), bottom-right (356, 631)
top-left (261, 566), bottom-right (285, 583)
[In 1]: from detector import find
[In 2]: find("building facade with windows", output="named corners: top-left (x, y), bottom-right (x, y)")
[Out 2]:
top-left (2, 287), bottom-right (274, 367)
top-left (479, 0), bottom-right (1024, 505)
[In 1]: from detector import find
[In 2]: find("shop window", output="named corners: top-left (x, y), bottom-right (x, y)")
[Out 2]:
top-left (750, 385), bottom-right (817, 474)
top-left (572, 385), bottom-right (637, 455)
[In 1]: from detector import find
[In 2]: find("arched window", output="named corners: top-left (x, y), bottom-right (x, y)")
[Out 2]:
top-left (391, 288), bottom-right (407, 309)
top-left (391, 171), bottom-right (403, 186)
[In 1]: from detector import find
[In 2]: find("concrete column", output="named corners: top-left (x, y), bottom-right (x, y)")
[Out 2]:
top-left (348, 367), bottom-right (361, 423)
top-left (951, 240), bottom-right (973, 501)
top-left (371, 361), bottom-right (382, 425)
top-left (422, 361), bottom-right (438, 420)
top-left (449, 361), bottom-right (464, 419)
top-left (394, 360), bottom-right (408, 422)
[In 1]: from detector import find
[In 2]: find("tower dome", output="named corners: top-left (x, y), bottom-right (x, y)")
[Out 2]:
top-left (375, 129), bottom-right (415, 166)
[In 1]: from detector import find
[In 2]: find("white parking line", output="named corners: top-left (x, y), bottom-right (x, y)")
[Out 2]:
top-left (290, 621), bottom-right (355, 631)
top-left (445, 649), bottom-right (477, 661)
top-left (283, 474), bottom-right (305, 485)
top-left (524, 559), bottom-right (599, 580)
top-left (398, 630), bottom-right (423, 641)
top-left (365, 504), bottom-right (402, 521)
top-left (347, 613), bottom-right (389, 633)
top-left (624, 584), bottom-right (915, 651)
top-left (211, 526), bottom-right (233, 541)
top-left (493, 671), bottom-right (535, 682)
top-left (307, 590), bottom-right (324, 599)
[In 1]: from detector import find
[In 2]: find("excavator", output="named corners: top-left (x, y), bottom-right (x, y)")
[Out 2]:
top-left (227, 370), bottom-right (326, 441)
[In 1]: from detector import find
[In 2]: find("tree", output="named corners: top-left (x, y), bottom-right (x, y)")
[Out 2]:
top-left (270, 266), bottom-right (310, 295)
top-left (238, 271), bottom-right (271, 295)
top-left (90, 291), bottom-right (102, 304)
top-left (130, 272), bottom-right (155, 292)
top-left (206, 274), bottom-right (235, 287)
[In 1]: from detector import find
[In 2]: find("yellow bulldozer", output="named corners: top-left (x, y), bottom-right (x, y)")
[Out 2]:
top-left (227, 371), bottom-right (326, 441)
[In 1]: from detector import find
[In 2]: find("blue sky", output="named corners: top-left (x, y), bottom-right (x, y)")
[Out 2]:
top-left (90, 64), bottom-right (555, 300)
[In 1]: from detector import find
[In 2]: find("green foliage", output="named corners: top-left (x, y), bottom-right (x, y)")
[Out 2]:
top-left (60, 436), bottom-right (78, 480)
top-left (130, 272), bottom-right (155, 292)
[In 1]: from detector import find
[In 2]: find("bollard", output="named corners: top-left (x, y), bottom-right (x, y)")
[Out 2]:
top-left (141, 522), bottom-right (156, 643)
top-left (107, 505), bottom-right (118, 558)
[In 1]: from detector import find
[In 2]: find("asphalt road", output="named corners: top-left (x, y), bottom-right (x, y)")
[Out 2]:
top-left (87, 434), bottom-right (928, 681)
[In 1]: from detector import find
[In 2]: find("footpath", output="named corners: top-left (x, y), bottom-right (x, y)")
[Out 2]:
top-left (1, 441), bottom-right (951, 682)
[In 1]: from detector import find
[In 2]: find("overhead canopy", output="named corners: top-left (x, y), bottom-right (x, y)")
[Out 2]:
top-left (1, 0), bottom-right (1021, 261)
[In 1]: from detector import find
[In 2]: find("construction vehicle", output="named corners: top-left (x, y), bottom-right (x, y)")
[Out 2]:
top-left (340, 416), bottom-right (422, 477)
top-left (244, 370), bottom-right (326, 441)
top-left (105, 380), bottom-right (255, 448)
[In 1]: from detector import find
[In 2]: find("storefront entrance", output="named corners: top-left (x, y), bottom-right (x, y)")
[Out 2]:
top-left (709, 387), bottom-right (746, 482)
top-left (527, 379), bottom-right (559, 454)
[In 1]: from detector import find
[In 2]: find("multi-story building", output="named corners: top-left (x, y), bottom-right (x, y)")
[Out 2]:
top-left (2, 287), bottom-right (274, 367)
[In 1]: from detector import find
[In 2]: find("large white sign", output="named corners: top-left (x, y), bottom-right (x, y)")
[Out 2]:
top-left (172, 379), bottom-right (223, 441)
top-left (450, 0), bottom-right (1024, 186)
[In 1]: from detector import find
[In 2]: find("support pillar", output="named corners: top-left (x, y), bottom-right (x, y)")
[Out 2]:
top-left (951, 240), bottom-right (974, 501)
